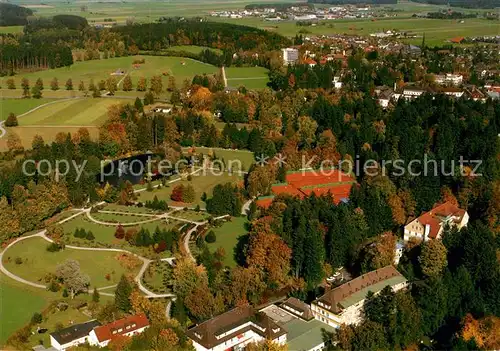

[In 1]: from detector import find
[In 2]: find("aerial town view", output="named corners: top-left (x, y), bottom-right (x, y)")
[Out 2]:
top-left (0, 0), bottom-right (499, 350)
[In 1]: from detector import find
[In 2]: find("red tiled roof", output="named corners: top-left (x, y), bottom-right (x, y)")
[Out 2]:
top-left (93, 314), bottom-right (149, 343)
top-left (416, 202), bottom-right (466, 239)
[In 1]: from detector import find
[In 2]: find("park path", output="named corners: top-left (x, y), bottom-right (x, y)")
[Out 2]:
top-left (222, 66), bottom-right (228, 88)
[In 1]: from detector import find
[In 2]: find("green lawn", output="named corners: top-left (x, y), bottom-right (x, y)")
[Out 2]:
top-left (0, 279), bottom-right (46, 345)
top-left (17, 98), bottom-right (129, 126)
top-left (205, 217), bottom-right (248, 268)
top-left (0, 98), bottom-right (55, 121)
top-left (0, 56), bottom-right (218, 92)
top-left (0, 26), bottom-right (23, 34)
top-left (141, 261), bottom-right (173, 294)
top-left (137, 172), bottom-right (243, 207)
top-left (3, 237), bottom-right (141, 287)
top-left (169, 209), bottom-right (211, 222)
top-left (61, 213), bottom-right (178, 246)
top-left (184, 146), bottom-right (255, 171)
top-left (90, 211), bottom-right (158, 224)
top-left (225, 66), bottom-right (270, 90)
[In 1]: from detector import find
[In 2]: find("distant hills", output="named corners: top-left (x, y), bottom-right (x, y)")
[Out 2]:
top-left (0, 3), bottom-right (33, 26)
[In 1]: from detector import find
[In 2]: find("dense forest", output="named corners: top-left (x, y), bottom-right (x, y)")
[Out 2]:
top-left (112, 18), bottom-right (291, 52)
top-left (0, 3), bottom-right (33, 26)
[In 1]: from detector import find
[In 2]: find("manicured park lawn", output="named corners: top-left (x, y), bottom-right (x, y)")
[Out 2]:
top-left (3, 237), bottom-right (140, 287)
top-left (0, 98), bottom-right (55, 121)
top-left (90, 211), bottom-right (158, 224)
top-left (184, 146), bottom-right (255, 171)
top-left (0, 279), bottom-right (46, 345)
top-left (206, 217), bottom-right (248, 268)
top-left (169, 209), bottom-right (211, 222)
top-left (137, 172), bottom-right (243, 207)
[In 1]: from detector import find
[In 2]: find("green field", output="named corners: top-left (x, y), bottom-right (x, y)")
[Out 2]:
top-left (137, 172), bottom-right (243, 207)
top-left (3, 237), bottom-right (141, 287)
top-left (0, 56), bottom-right (218, 92)
top-left (0, 98), bottom-right (55, 121)
top-left (185, 146), bottom-right (255, 171)
top-left (206, 217), bottom-right (248, 268)
top-left (16, 98), bottom-right (128, 126)
top-left (0, 26), bottom-right (23, 34)
top-left (0, 279), bottom-right (46, 344)
top-left (168, 45), bottom-right (223, 55)
top-left (213, 17), bottom-right (499, 46)
top-left (226, 66), bottom-right (270, 90)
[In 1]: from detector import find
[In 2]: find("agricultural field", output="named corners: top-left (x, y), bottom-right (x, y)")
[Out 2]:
top-left (225, 66), bottom-right (270, 90)
top-left (22, 0), bottom-right (295, 24)
top-left (205, 217), bottom-right (248, 268)
top-left (0, 98), bottom-right (55, 121)
top-left (2, 237), bottom-right (141, 287)
top-left (168, 45), bottom-right (223, 55)
top-left (0, 56), bottom-right (218, 93)
top-left (16, 98), bottom-right (128, 126)
top-left (0, 26), bottom-right (23, 34)
top-left (213, 17), bottom-right (499, 46)
top-left (137, 172), bottom-right (244, 208)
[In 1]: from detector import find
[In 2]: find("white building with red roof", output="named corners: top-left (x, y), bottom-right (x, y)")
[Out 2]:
top-left (403, 201), bottom-right (469, 242)
top-left (88, 314), bottom-right (149, 348)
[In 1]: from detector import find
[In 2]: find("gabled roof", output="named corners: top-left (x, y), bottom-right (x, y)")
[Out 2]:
top-left (186, 305), bottom-right (286, 349)
top-left (413, 201), bottom-right (467, 239)
top-left (50, 320), bottom-right (101, 346)
top-left (314, 266), bottom-right (406, 314)
top-left (92, 314), bottom-right (149, 343)
top-left (281, 297), bottom-right (314, 321)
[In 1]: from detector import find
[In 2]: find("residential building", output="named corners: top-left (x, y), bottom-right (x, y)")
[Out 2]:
top-left (402, 87), bottom-right (426, 100)
top-left (186, 305), bottom-right (287, 351)
top-left (434, 73), bottom-right (464, 86)
top-left (311, 266), bottom-right (407, 327)
top-left (88, 314), bottom-right (150, 348)
top-left (49, 320), bottom-right (101, 351)
top-left (404, 201), bottom-right (469, 242)
top-left (282, 48), bottom-right (299, 65)
top-left (442, 87), bottom-right (465, 98)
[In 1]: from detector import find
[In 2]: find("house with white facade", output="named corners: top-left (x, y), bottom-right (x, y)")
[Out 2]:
top-left (282, 48), bottom-right (299, 65)
top-left (88, 314), bottom-right (150, 348)
top-left (311, 266), bottom-right (407, 327)
top-left (49, 320), bottom-right (101, 351)
top-left (404, 201), bottom-right (469, 242)
top-left (186, 305), bottom-right (287, 351)
top-left (434, 73), bottom-right (463, 86)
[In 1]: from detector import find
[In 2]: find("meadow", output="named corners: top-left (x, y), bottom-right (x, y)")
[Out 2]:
top-left (205, 217), bottom-right (248, 268)
top-left (15, 98), bottom-right (128, 126)
top-left (211, 17), bottom-right (499, 46)
top-left (0, 98), bottom-right (55, 121)
top-left (3, 237), bottom-right (141, 287)
top-left (0, 56), bottom-right (218, 92)
top-left (225, 66), bottom-right (270, 90)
